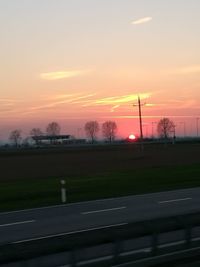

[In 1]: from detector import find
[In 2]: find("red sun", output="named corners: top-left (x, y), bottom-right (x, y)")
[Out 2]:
top-left (128, 134), bottom-right (136, 140)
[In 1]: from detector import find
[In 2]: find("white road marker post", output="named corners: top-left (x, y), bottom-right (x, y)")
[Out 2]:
top-left (61, 179), bottom-right (67, 203)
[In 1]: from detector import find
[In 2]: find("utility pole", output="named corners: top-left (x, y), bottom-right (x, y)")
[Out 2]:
top-left (138, 96), bottom-right (143, 140)
top-left (133, 96), bottom-right (145, 149)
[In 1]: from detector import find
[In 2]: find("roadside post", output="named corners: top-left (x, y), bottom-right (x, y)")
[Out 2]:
top-left (61, 179), bottom-right (67, 203)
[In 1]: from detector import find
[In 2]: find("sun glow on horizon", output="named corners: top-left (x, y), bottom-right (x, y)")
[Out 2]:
top-left (128, 134), bottom-right (136, 140)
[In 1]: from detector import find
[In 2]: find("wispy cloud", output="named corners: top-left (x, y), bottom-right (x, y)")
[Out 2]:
top-left (171, 65), bottom-right (200, 75)
top-left (29, 94), bottom-right (96, 111)
top-left (103, 115), bottom-right (195, 119)
top-left (131, 17), bottom-right (152, 25)
top-left (165, 99), bottom-right (198, 109)
top-left (54, 93), bottom-right (96, 100)
top-left (0, 99), bottom-right (21, 105)
top-left (52, 94), bottom-right (76, 100)
top-left (0, 93), bottom-right (153, 118)
top-left (145, 103), bottom-right (156, 107)
top-left (40, 69), bottom-right (91, 80)
top-left (82, 93), bottom-right (151, 107)
top-left (110, 105), bottom-right (120, 112)
top-left (0, 99), bottom-right (22, 113)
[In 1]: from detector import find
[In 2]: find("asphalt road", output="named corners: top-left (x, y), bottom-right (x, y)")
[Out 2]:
top-left (1, 187), bottom-right (200, 246)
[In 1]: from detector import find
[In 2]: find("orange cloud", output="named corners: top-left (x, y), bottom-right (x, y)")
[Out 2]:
top-left (82, 93), bottom-right (151, 107)
top-left (40, 69), bottom-right (91, 80)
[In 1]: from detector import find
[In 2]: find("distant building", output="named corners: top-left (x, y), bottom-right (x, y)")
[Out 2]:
top-left (32, 135), bottom-right (86, 145)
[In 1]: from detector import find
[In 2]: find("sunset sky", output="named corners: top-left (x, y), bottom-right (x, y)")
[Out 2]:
top-left (0, 0), bottom-right (200, 140)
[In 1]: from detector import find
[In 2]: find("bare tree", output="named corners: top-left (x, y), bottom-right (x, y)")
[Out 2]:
top-left (30, 128), bottom-right (43, 145)
top-left (30, 128), bottom-right (43, 136)
top-left (157, 118), bottom-right (175, 139)
top-left (84, 121), bottom-right (99, 143)
top-left (102, 121), bottom-right (117, 143)
top-left (46, 122), bottom-right (61, 144)
top-left (46, 122), bottom-right (61, 136)
top-left (9, 129), bottom-right (22, 147)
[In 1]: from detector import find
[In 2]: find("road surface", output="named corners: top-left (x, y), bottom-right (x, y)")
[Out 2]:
top-left (1, 187), bottom-right (200, 245)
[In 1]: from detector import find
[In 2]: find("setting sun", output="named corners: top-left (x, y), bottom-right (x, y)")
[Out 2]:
top-left (128, 134), bottom-right (136, 140)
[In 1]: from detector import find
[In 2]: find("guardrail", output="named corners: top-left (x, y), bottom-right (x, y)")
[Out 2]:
top-left (2, 211), bottom-right (200, 266)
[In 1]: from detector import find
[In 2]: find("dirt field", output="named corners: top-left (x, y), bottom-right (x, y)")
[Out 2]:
top-left (1, 143), bottom-right (200, 181)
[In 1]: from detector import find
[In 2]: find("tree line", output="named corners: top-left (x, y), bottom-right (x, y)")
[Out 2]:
top-left (8, 117), bottom-right (175, 147)
top-left (9, 120), bottom-right (118, 146)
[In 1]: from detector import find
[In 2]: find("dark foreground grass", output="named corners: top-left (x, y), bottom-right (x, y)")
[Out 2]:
top-left (1, 164), bottom-right (200, 211)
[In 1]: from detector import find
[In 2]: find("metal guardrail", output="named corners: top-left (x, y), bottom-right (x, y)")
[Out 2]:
top-left (2, 211), bottom-right (200, 266)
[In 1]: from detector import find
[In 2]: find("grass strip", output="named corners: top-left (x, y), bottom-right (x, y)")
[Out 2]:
top-left (0, 164), bottom-right (200, 211)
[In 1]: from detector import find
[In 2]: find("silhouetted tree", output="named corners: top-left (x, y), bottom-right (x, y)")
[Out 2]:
top-left (46, 122), bottom-right (61, 144)
top-left (9, 129), bottom-right (22, 147)
top-left (46, 122), bottom-right (61, 136)
top-left (102, 121), bottom-right (117, 143)
top-left (157, 118), bottom-right (175, 139)
top-left (84, 121), bottom-right (99, 143)
top-left (30, 128), bottom-right (43, 145)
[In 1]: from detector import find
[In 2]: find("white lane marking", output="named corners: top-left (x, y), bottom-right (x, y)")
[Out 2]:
top-left (0, 204), bottom-right (69, 215)
top-left (13, 222), bottom-right (128, 244)
top-left (0, 220), bottom-right (35, 227)
top-left (1, 187), bottom-right (199, 215)
top-left (159, 197), bottom-right (192, 204)
top-left (81, 206), bottom-right (126, 215)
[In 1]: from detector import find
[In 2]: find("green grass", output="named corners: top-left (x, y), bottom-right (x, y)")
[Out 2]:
top-left (1, 164), bottom-right (200, 211)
